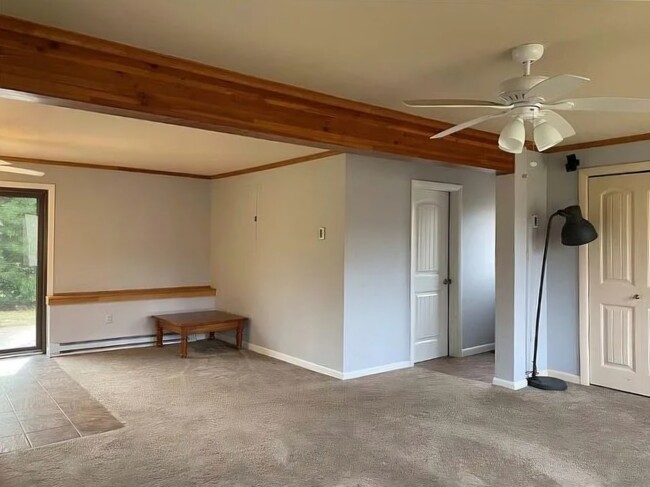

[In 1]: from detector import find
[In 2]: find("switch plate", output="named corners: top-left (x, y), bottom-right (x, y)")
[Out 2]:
top-left (319, 227), bottom-right (326, 240)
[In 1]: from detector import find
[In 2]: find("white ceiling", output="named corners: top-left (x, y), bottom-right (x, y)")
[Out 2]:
top-left (0, 98), bottom-right (321, 176)
top-left (2, 0), bottom-right (650, 148)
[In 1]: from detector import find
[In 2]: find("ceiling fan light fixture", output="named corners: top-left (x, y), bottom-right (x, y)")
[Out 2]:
top-left (534, 121), bottom-right (564, 152)
top-left (498, 117), bottom-right (526, 154)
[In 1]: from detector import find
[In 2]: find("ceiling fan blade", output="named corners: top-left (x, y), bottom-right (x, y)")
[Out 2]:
top-left (538, 110), bottom-right (576, 138)
top-left (404, 99), bottom-right (513, 109)
top-left (430, 112), bottom-right (509, 139)
top-left (525, 74), bottom-right (590, 102)
top-left (543, 97), bottom-right (650, 113)
top-left (0, 165), bottom-right (44, 177)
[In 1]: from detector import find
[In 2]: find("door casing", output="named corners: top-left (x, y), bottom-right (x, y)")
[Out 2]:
top-left (410, 180), bottom-right (463, 364)
top-left (578, 160), bottom-right (650, 386)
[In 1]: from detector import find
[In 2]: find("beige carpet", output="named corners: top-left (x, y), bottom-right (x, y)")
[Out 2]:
top-left (1, 341), bottom-right (649, 486)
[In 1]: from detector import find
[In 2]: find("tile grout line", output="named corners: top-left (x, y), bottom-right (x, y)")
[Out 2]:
top-left (4, 390), bottom-right (33, 449)
top-left (29, 370), bottom-right (83, 439)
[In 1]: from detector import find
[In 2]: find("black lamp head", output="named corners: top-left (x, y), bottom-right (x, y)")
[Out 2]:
top-left (559, 205), bottom-right (598, 246)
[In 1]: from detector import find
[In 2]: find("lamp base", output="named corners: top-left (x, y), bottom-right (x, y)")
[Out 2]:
top-left (527, 375), bottom-right (567, 391)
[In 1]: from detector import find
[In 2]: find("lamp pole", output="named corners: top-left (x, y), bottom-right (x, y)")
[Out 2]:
top-left (530, 210), bottom-right (561, 379)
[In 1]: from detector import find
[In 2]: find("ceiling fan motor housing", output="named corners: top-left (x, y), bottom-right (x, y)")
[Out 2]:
top-left (498, 76), bottom-right (548, 104)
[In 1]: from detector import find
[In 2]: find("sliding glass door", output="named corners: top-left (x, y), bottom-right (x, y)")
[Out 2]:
top-left (0, 188), bottom-right (47, 355)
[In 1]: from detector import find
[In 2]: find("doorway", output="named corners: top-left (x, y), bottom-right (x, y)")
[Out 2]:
top-left (0, 187), bottom-right (47, 355)
top-left (410, 180), bottom-right (462, 364)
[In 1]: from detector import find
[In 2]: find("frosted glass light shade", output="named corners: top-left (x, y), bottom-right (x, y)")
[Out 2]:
top-left (498, 117), bottom-right (526, 154)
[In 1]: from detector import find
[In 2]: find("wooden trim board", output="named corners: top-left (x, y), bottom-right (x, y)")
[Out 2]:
top-left (0, 155), bottom-right (211, 179)
top-left (0, 15), bottom-right (512, 173)
top-left (547, 133), bottom-right (650, 153)
top-left (211, 151), bottom-right (340, 179)
top-left (0, 152), bottom-right (339, 180)
top-left (47, 286), bottom-right (216, 305)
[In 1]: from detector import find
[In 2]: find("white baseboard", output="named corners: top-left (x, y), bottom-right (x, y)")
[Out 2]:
top-left (216, 332), bottom-right (410, 381)
top-left (461, 343), bottom-right (495, 357)
top-left (214, 332), bottom-right (344, 379)
top-left (492, 377), bottom-right (528, 390)
top-left (245, 342), bottom-right (344, 379)
top-left (342, 361), bottom-right (412, 380)
top-left (539, 369), bottom-right (581, 385)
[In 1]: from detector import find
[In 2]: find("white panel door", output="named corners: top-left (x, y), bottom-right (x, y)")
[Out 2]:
top-left (589, 173), bottom-right (650, 396)
top-left (411, 186), bottom-right (449, 363)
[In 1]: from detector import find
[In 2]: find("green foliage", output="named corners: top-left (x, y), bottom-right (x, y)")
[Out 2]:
top-left (0, 196), bottom-right (38, 310)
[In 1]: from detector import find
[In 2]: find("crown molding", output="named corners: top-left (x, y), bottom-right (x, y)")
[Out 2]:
top-left (0, 155), bottom-right (210, 179)
top-left (546, 133), bottom-right (650, 154)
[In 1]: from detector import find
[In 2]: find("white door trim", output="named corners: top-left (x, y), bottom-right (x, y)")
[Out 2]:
top-left (410, 180), bottom-right (463, 364)
top-left (0, 180), bottom-right (56, 353)
top-left (578, 160), bottom-right (650, 386)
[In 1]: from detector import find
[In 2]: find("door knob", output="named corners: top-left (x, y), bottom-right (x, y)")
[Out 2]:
top-left (633, 294), bottom-right (642, 300)
top-left (443, 278), bottom-right (452, 285)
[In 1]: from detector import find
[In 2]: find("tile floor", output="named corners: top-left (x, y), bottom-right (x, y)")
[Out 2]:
top-left (417, 351), bottom-right (495, 383)
top-left (0, 354), bottom-right (123, 454)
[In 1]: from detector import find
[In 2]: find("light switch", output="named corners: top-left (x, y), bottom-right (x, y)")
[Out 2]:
top-left (532, 215), bottom-right (540, 229)
top-left (319, 227), bottom-right (326, 240)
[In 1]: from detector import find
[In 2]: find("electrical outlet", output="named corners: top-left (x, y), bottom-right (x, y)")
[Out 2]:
top-left (105, 313), bottom-right (113, 325)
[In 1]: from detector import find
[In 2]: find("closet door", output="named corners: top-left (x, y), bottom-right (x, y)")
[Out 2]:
top-left (588, 173), bottom-right (650, 396)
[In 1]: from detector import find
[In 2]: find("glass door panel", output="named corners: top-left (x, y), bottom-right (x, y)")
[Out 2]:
top-left (0, 190), bottom-right (46, 354)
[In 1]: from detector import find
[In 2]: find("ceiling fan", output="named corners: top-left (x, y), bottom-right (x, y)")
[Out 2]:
top-left (405, 43), bottom-right (650, 153)
top-left (0, 159), bottom-right (44, 177)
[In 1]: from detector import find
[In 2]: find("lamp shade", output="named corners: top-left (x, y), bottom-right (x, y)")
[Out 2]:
top-left (560, 205), bottom-right (598, 246)
top-left (534, 121), bottom-right (563, 152)
top-left (498, 117), bottom-right (525, 153)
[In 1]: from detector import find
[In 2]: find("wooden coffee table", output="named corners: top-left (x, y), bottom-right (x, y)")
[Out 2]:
top-left (152, 310), bottom-right (247, 358)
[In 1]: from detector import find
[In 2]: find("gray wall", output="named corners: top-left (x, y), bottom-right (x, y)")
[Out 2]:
top-left (343, 154), bottom-right (496, 372)
top-left (211, 154), bottom-right (347, 372)
top-left (545, 140), bottom-right (650, 375)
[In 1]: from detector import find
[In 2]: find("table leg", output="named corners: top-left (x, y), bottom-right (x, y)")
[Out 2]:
top-left (155, 322), bottom-right (163, 348)
top-left (209, 332), bottom-right (215, 340)
top-left (180, 332), bottom-right (188, 358)
top-left (236, 321), bottom-right (243, 350)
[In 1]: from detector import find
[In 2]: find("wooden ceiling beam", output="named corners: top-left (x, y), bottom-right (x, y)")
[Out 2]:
top-left (0, 15), bottom-right (513, 173)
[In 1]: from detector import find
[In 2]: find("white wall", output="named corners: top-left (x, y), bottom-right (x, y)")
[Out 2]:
top-left (0, 163), bottom-right (212, 346)
top-left (526, 156), bottom-right (548, 375)
top-left (343, 154), bottom-right (496, 373)
top-left (211, 154), bottom-right (347, 372)
top-left (544, 140), bottom-right (650, 375)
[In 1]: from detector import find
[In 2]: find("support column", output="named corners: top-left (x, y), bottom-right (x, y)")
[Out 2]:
top-left (494, 153), bottom-right (530, 389)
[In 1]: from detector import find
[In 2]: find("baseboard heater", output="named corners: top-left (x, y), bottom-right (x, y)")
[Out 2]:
top-left (52, 332), bottom-right (208, 355)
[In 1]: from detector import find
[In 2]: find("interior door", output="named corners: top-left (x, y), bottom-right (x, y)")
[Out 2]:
top-left (0, 188), bottom-right (47, 355)
top-left (411, 185), bottom-right (449, 363)
top-left (588, 173), bottom-right (650, 396)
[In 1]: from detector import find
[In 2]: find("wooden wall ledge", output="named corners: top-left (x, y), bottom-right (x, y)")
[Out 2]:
top-left (47, 286), bottom-right (216, 305)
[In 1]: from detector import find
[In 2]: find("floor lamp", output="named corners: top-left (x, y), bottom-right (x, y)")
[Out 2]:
top-left (528, 205), bottom-right (598, 391)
